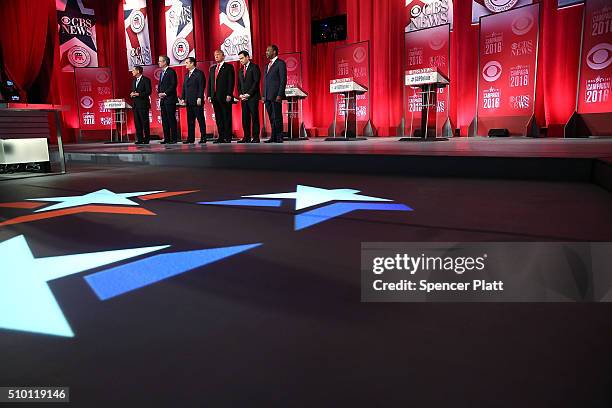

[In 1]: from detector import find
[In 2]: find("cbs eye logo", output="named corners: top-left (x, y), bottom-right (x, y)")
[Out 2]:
top-left (482, 61), bottom-right (502, 82)
top-left (586, 43), bottom-right (612, 71)
top-left (511, 14), bottom-right (534, 36)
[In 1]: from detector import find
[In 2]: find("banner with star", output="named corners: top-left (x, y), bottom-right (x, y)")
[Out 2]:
top-left (471, 0), bottom-right (533, 24)
top-left (218, 0), bottom-right (253, 62)
top-left (56, 0), bottom-right (99, 72)
top-left (576, 0), bottom-right (612, 115)
top-left (123, 0), bottom-right (153, 70)
top-left (165, 0), bottom-right (196, 66)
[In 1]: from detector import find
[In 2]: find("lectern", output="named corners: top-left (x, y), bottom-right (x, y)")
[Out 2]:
top-left (327, 78), bottom-right (368, 141)
top-left (401, 68), bottom-right (449, 141)
top-left (284, 85), bottom-right (308, 141)
top-left (103, 98), bottom-right (132, 143)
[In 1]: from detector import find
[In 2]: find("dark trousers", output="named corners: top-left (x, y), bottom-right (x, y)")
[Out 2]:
top-left (212, 98), bottom-right (233, 142)
top-left (241, 98), bottom-right (260, 141)
top-left (133, 108), bottom-right (150, 143)
top-left (186, 104), bottom-right (206, 142)
top-left (160, 102), bottom-right (178, 142)
top-left (265, 100), bottom-right (283, 141)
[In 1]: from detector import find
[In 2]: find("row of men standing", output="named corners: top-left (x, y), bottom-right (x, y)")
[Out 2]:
top-left (129, 45), bottom-right (287, 145)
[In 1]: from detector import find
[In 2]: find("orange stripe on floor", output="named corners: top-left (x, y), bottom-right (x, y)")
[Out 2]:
top-left (138, 190), bottom-right (199, 200)
top-left (0, 205), bottom-right (156, 227)
top-left (0, 202), bottom-right (47, 209)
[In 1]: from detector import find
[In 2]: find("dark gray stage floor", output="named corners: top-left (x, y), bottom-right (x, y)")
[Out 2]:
top-left (1, 163), bottom-right (611, 406)
top-left (65, 136), bottom-right (612, 158)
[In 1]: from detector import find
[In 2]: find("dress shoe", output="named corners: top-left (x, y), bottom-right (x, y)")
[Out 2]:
top-left (160, 140), bottom-right (168, 144)
top-left (135, 141), bottom-right (144, 145)
top-left (166, 141), bottom-right (177, 144)
top-left (182, 140), bottom-right (194, 144)
top-left (199, 139), bottom-right (207, 144)
top-left (213, 139), bottom-right (223, 144)
top-left (251, 139), bottom-right (260, 143)
top-left (264, 139), bottom-right (275, 143)
top-left (237, 139), bottom-right (250, 143)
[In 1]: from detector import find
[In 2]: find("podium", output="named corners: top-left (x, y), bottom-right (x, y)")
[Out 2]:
top-left (401, 68), bottom-right (449, 142)
top-left (103, 99), bottom-right (132, 143)
top-left (327, 78), bottom-right (368, 141)
top-left (284, 85), bottom-right (308, 141)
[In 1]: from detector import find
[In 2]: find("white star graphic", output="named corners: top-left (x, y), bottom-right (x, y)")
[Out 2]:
top-left (27, 189), bottom-right (165, 212)
top-left (242, 185), bottom-right (392, 210)
top-left (0, 235), bottom-right (168, 337)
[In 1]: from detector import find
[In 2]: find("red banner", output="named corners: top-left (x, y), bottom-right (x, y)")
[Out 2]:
top-left (334, 41), bottom-right (370, 127)
top-left (577, 0), bottom-right (612, 114)
top-left (404, 24), bottom-right (450, 135)
top-left (74, 67), bottom-right (113, 131)
top-left (477, 4), bottom-right (539, 134)
top-left (472, 0), bottom-right (533, 24)
top-left (282, 52), bottom-right (302, 87)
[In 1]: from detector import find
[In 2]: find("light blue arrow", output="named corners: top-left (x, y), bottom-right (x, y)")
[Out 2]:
top-left (0, 235), bottom-right (168, 337)
top-left (84, 243), bottom-right (263, 300)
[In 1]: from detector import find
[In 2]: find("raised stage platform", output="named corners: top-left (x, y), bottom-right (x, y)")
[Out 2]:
top-left (64, 137), bottom-right (612, 190)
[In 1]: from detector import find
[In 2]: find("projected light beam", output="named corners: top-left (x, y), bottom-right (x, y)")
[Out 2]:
top-left (295, 203), bottom-right (413, 230)
top-left (85, 243), bottom-right (263, 300)
top-left (0, 235), bottom-right (168, 337)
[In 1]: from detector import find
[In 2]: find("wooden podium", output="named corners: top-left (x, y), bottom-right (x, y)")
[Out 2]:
top-left (401, 68), bottom-right (449, 142)
top-left (327, 78), bottom-right (368, 141)
top-left (284, 85), bottom-right (308, 141)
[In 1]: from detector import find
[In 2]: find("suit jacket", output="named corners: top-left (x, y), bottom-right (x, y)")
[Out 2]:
top-left (263, 58), bottom-right (287, 101)
top-left (238, 62), bottom-right (261, 100)
top-left (207, 62), bottom-right (235, 101)
top-left (157, 67), bottom-right (178, 105)
top-left (181, 68), bottom-right (205, 106)
top-left (131, 75), bottom-right (151, 109)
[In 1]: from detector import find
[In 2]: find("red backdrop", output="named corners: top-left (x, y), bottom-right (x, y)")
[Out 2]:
top-left (0, 0), bottom-right (585, 141)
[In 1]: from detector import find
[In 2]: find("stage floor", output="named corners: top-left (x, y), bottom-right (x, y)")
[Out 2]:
top-left (1, 164), bottom-right (612, 405)
top-left (65, 136), bottom-right (612, 159)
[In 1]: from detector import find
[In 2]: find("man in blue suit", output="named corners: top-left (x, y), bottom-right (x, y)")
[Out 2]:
top-left (263, 45), bottom-right (286, 143)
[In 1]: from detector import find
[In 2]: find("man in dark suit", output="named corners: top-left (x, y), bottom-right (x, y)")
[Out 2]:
top-left (179, 57), bottom-right (206, 144)
top-left (157, 55), bottom-right (178, 144)
top-left (263, 44), bottom-right (287, 143)
top-left (237, 50), bottom-right (261, 143)
top-left (129, 65), bottom-right (151, 144)
top-left (207, 49), bottom-right (235, 144)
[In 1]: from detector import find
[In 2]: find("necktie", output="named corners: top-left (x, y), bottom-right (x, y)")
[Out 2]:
top-left (135, 77), bottom-right (140, 89)
top-left (160, 69), bottom-right (165, 82)
top-left (243, 66), bottom-right (247, 77)
top-left (214, 64), bottom-right (221, 92)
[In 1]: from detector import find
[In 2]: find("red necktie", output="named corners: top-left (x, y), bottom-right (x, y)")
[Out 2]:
top-left (243, 66), bottom-right (247, 77)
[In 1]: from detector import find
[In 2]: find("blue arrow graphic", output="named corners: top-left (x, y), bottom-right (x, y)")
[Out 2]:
top-left (84, 243), bottom-right (262, 300)
top-left (294, 203), bottom-right (413, 231)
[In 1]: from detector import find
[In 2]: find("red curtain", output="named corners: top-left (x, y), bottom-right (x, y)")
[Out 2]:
top-left (0, 0), bottom-right (55, 98)
top-left (0, 0), bottom-right (586, 141)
